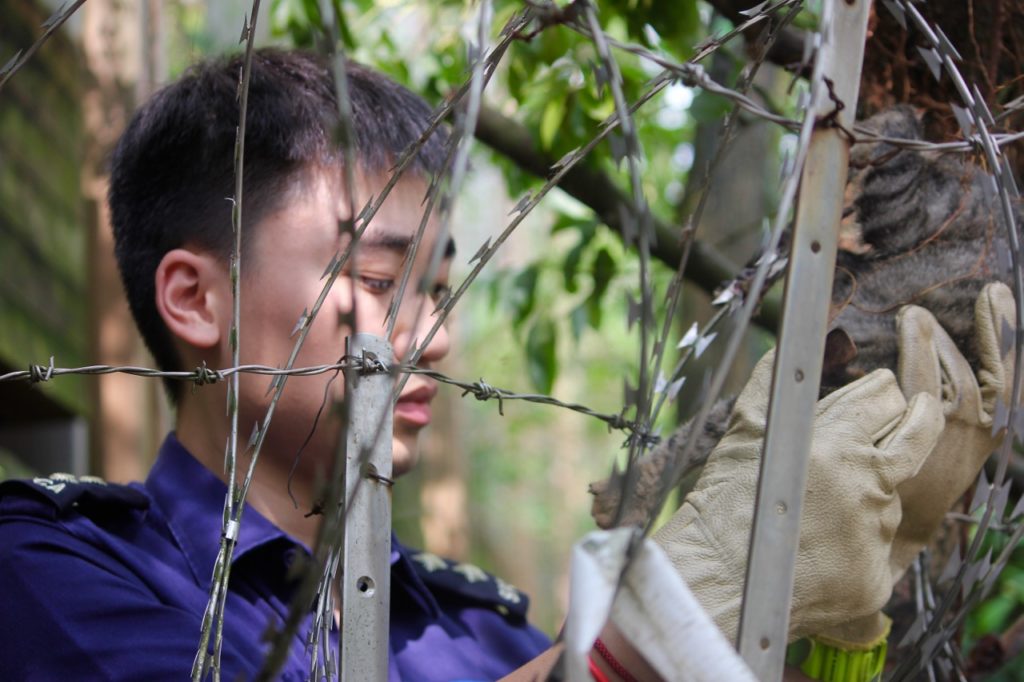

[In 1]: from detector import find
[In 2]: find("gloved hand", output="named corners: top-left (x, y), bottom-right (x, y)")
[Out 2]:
top-left (652, 350), bottom-right (945, 644)
top-left (811, 282), bottom-right (1017, 657)
top-left (893, 281), bottom-right (1015, 569)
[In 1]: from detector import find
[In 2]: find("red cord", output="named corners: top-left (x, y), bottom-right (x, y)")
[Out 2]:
top-left (593, 637), bottom-right (640, 682)
top-left (588, 655), bottom-right (612, 682)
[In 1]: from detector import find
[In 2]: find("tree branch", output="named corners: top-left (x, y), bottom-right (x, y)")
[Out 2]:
top-left (472, 105), bottom-right (780, 332)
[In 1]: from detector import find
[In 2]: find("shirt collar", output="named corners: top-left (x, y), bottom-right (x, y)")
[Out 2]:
top-left (145, 433), bottom-right (297, 586)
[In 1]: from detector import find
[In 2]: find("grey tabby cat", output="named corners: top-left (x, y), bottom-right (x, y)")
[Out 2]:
top-left (591, 106), bottom-right (1018, 529)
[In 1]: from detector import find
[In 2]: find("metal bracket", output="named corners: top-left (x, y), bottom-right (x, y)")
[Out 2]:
top-left (736, 1), bottom-right (872, 679)
top-left (340, 333), bottom-right (393, 681)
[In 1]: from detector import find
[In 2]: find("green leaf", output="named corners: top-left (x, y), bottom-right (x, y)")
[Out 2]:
top-left (971, 594), bottom-right (1015, 635)
top-left (562, 240), bottom-right (586, 293)
top-left (526, 319), bottom-right (558, 394)
top-left (586, 288), bottom-right (604, 329)
top-left (509, 265), bottom-right (540, 327)
top-left (550, 213), bottom-right (596, 235)
top-left (582, 94), bottom-right (616, 122)
top-left (539, 97), bottom-right (566, 151)
top-left (586, 247), bottom-right (617, 328)
top-left (591, 247), bottom-right (617, 298)
top-left (554, 217), bottom-right (597, 294)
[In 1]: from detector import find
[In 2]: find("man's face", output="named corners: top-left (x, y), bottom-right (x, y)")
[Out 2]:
top-left (232, 169), bottom-right (452, 481)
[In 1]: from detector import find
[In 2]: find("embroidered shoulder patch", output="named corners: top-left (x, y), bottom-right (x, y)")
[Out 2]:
top-left (408, 551), bottom-right (530, 619)
top-left (0, 473), bottom-right (150, 516)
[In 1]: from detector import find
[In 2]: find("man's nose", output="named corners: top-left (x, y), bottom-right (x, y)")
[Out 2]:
top-left (414, 312), bottom-right (450, 366)
top-left (391, 299), bottom-right (451, 367)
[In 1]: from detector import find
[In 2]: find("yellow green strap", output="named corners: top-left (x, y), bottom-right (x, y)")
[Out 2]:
top-left (800, 637), bottom-right (886, 682)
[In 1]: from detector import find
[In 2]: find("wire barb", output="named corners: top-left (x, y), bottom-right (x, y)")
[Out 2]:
top-left (27, 357), bottom-right (55, 383)
top-left (461, 379), bottom-right (503, 415)
top-left (193, 363), bottom-right (224, 387)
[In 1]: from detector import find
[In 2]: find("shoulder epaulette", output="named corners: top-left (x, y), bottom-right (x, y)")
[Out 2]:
top-left (407, 550), bottom-right (530, 619)
top-left (0, 473), bottom-right (150, 516)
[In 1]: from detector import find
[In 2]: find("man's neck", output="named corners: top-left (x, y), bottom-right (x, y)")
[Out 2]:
top-left (175, 393), bottom-right (325, 550)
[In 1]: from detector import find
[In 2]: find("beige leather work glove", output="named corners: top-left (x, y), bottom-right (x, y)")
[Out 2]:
top-left (893, 282), bottom-right (1015, 568)
top-left (813, 282), bottom-right (1017, 655)
top-left (652, 350), bottom-right (945, 645)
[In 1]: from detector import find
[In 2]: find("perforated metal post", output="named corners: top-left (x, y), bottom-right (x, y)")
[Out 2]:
top-left (340, 333), bottom-right (393, 681)
top-left (736, 1), bottom-right (871, 679)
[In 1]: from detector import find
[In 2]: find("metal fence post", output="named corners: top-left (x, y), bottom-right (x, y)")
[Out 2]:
top-left (340, 333), bottom-right (393, 681)
top-left (736, 1), bottom-right (872, 679)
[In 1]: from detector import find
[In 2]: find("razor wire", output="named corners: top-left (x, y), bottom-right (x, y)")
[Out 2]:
top-left (4, 0), bottom-right (1024, 680)
top-left (876, 0), bottom-right (1024, 679)
top-left (190, 2), bottom-right (264, 679)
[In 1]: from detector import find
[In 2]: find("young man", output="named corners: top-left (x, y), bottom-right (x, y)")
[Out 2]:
top-left (0, 47), bottom-right (1014, 682)
top-left (0, 50), bottom-right (549, 681)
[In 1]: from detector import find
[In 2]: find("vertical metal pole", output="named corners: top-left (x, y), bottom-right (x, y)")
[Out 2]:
top-left (736, 1), bottom-right (871, 679)
top-left (340, 333), bottom-right (393, 681)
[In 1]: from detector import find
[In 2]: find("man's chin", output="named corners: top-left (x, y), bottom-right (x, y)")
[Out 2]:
top-left (391, 436), bottom-right (420, 479)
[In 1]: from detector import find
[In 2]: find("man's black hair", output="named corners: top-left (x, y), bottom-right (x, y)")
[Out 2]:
top-left (108, 48), bottom-right (448, 401)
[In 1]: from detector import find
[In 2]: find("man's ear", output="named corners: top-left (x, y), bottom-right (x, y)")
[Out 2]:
top-left (155, 248), bottom-right (228, 350)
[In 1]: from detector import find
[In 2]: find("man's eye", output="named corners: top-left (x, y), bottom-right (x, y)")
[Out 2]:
top-left (361, 277), bottom-right (394, 293)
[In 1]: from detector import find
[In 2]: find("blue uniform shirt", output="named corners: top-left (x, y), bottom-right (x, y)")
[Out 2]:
top-left (0, 434), bottom-right (550, 681)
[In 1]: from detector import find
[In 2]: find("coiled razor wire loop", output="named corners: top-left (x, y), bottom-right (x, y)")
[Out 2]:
top-left (872, 1), bottom-right (1024, 680)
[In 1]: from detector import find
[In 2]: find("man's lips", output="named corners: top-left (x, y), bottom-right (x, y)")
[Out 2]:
top-left (394, 385), bottom-right (436, 427)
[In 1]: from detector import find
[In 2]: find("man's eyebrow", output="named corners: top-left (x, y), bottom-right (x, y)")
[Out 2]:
top-left (358, 231), bottom-right (456, 259)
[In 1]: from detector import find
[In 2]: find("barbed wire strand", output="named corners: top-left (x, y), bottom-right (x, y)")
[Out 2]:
top-left (578, 1), bottom-right (659, 537)
top-left (389, 2), bottom-right (817, 386)
top-left (252, 15), bottom-right (561, 679)
top-left (190, 4), bottom-right (262, 679)
top-left (388, 1), bottom-right (503, 383)
top-left (305, 6), bottom-right (366, 677)
top-left (570, 1), bottom-right (1024, 156)
top-left (1, 357), bottom-right (650, 441)
top-left (390, 62), bottom-right (681, 398)
top-left (382, 1), bottom-right (501, 344)
top-left (641, 5), bottom-right (828, 542)
top-left (304, 5), bottom-right (506, 678)
top-left (642, 0), bottom-right (803, 435)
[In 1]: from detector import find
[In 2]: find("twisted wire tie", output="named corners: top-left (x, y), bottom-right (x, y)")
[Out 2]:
top-left (192, 363), bottom-right (224, 387)
top-left (28, 357), bottom-right (55, 383)
top-left (463, 379), bottom-right (504, 416)
top-left (347, 352), bottom-right (387, 375)
top-left (639, 430), bottom-right (660, 449)
top-left (607, 412), bottom-right (629, 431)
top-left (366, 470), bottom-right (395, 487)
top-left (361, 356), bottom-right (388, 374)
